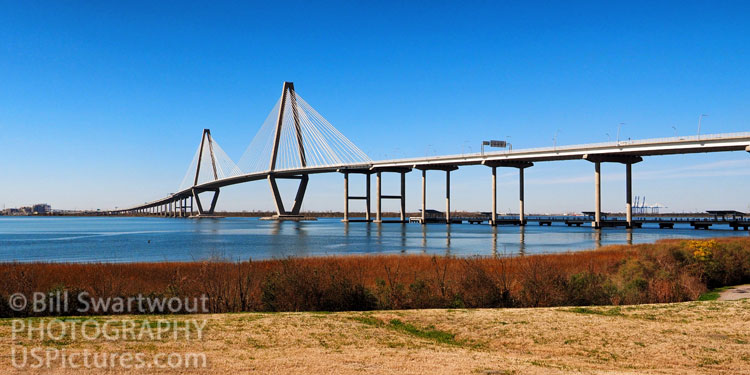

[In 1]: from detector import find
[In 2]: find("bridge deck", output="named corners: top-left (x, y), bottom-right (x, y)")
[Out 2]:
top-left (116, 132), bottom-right (750, 212)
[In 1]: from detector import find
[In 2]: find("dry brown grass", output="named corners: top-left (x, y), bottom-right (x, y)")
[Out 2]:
top-left (1, 238), bottom-right (713, 314)
top-left (2, 299), bottom-right (749, 374)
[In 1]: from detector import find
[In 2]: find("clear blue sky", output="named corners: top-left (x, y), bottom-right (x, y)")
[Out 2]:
top-left (1, 1), bottom-right (749, 213)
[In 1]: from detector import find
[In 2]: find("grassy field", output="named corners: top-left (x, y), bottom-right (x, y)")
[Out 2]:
top-left (3, 299), bottom-right (749, 374)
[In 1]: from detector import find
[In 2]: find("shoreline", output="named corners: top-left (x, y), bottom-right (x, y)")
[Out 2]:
top-left (0, 211), bottom-right (732, 218)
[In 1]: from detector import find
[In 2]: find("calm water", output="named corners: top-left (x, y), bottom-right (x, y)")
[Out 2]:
top-left (0, 216), bottom-right (746, 263)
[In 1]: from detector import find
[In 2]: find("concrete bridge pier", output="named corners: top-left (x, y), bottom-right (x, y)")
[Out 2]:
top-left (519, 167), bottom-right (526, 225)
top-left (416, 165), bottom-right (458, 224)
top-left (192, 188), bottom-right (220, 217)
top-left (595, 161), bottom-right (601, 228)
top-left (492, 166), bottom-right (497, 225)
top-left (367, 174), bottom-right (371, 222)
top-left (483, 161), bottom-right (533, 226)
top-left (626, 163), bottom-right (632, 226)
top-left (265, 174), bottom-right (310, 220)
top-left (583, 154), bottom-right (643, 229)
top-left (445, 170), bottom-right (451, 223)
top-left (421, 169), bottom-right (426, 223)
top-left (372, 167), bottom-right (411, 223)
top-left (376, 172), bottom-right (380, 221)
top-left (339, 168), bottom-right (373, 222)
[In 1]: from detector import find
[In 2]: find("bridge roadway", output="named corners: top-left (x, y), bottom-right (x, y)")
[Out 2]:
top-left (118, 132), bottom-right (750, 227)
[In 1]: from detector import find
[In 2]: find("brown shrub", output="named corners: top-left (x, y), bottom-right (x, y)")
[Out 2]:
top-left (0, 237), bottom-right (746, 316)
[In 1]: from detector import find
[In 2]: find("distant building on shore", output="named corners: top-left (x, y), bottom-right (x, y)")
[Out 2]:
top-left (33, 204), bottom-right (51, 214)
top-left (1, 204), bottom-right (52, 216)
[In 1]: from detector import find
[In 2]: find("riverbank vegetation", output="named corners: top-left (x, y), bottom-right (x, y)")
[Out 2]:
top-left (2, 237), bottom-right (749, 316)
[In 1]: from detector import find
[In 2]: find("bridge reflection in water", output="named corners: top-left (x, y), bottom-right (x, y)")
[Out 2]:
top-left (1, 217), bottom-right (748, 263)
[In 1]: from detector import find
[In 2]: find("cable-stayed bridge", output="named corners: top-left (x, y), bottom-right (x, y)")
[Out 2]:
top-left (115, 82), bottom-right (750, 228)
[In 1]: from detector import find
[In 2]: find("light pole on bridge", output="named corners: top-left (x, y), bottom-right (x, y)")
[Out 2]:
top-left (697, 114), bottom-right (708, 140)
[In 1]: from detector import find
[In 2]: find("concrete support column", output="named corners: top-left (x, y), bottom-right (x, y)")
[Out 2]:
top-left (445, 170), bottom-right (451, 224)
top-left (594, 162), bottom-right (601, 228)
top-left (583, 154), bottom-right (641, 228)
top-left (421, 169), bottom-right (427, 224)
top-left (376, 172), bottom-right (382, 222)
top-left (365, 174), bottom-right (371, 221)
top-left (626, 163), bottom-right (633, 228)
top-left (343, 172), bottom-right (349, 222)
top-left (491, 166), bottom-right (497, 226)
top-left (400, 172), bottom-right (406, 222)
top-left (519, 167), bottom-right (525, 225)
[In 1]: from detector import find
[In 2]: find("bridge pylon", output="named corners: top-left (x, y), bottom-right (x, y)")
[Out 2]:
top-left (264, 82), bottom-right (314, 220)
top-left (191, 128), bottom-right (221, 217)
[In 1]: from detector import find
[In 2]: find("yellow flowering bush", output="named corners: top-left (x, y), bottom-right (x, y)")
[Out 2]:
top-left (687, 240), bottom-right (716, 262)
